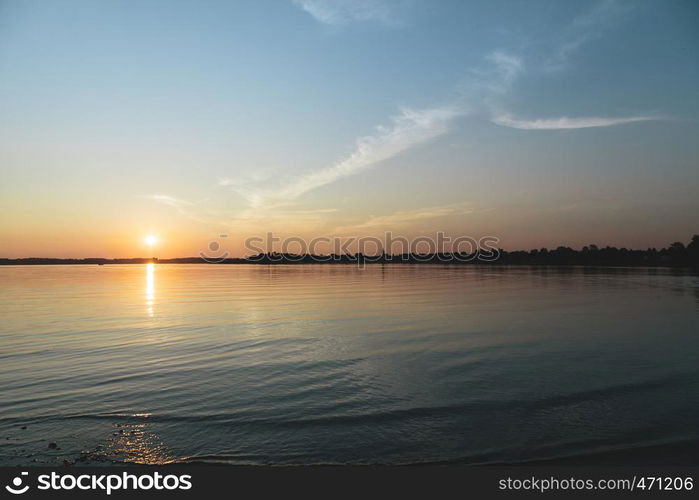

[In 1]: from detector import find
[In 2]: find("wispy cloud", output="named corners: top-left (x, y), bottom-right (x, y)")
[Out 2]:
top-left (463, 50), bottom-right (524, 100)
top-left (484, 3), bottom-right (654, 132)
top-left (148, 194), bottom-right (197, 213)
top-left (275, 106), bottom-right (461, 198)
top-left (218, 168), bottom-right (276, 188)
top-left (147, 194), bottom-right (224, 225)
top-left (486, 51), bottom-right (524, 89)
top-left (158, 36), bottom-right (661, 231)
top-left (334, 202), bottom-right (483, 233)
top-left (222, 51), bottom-right (525, 211)
top-left (292, 0), bottom-right (402, 26)
top-left (228, 105), bottom-right (464, 209)
top-left (151, 105), bottom-right (466, 225)
top-left (217, 169), bottom-right (277, 209)
top-left (572, 0), bottom-right (633, 29)
top-left (546, 0), bottom-right (634, 72)
top-left (491, 113), bottom-right (657, 130)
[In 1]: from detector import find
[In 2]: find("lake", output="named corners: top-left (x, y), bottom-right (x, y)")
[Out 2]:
top-left (1, 264), bottom-right (698, 465)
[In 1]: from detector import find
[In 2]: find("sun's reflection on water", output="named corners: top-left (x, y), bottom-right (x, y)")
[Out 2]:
top-left (145, 263), bottom-right (155, 317)
top-left (107, 422), bottom-right (174, 465)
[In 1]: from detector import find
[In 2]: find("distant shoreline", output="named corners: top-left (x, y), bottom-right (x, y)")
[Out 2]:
top-left (4, 236), bottom-right (698, 267)
top-left (1, 257), bottom-right (697, 269)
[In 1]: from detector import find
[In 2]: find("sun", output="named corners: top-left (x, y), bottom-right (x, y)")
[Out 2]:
top-left (144, 235), bottom-right (158, 246)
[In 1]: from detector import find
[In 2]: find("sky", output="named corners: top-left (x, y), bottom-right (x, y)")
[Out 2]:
top-left (0, 0), bottom-right (697, 258)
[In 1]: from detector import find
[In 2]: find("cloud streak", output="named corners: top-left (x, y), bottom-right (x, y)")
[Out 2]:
top-left (229, 105), bottom-right (464, 209)
top-left (334, 202), bottom-right (483, 233)
top-left (221, 50), bottom-right (524, 211)
top-left (545, 0), bottom-right (634, 71)
top-left (491, 113), bottom-right (657, 130)
top-left (148, 194), bottom-right (197, 213)
top-left (486, 51), bottom-right (524, 88)
top-left (277, 107), bottom-right (461, 197)
top-left (147, 194), bottom-right (226, 225)
top-left (292, 0), bottom-right (399, 26)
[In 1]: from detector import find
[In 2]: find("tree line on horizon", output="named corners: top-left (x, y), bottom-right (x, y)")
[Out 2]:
top-left (2, 235), bottom-right (698, 268)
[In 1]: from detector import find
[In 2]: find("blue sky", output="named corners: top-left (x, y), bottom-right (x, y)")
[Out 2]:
top-left (0, 0), bottom-right (697, 257)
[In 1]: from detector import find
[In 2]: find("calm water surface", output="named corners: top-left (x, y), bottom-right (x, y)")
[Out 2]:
top-left (1, 264), bottom-right (698, 465)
